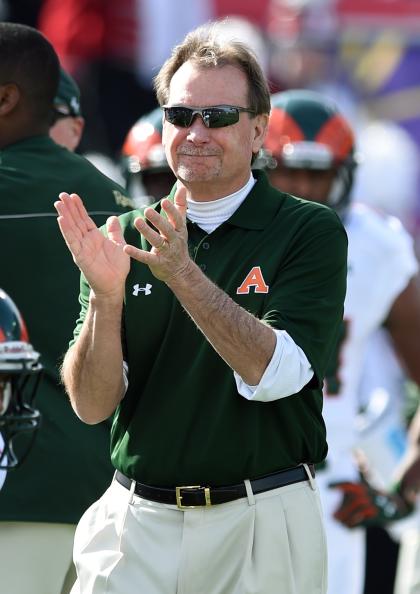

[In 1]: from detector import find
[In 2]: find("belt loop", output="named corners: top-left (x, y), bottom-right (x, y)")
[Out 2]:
top-left (244, 479), bottom-right (255, 506)
top-left (303, 463), bottom-right (316, 491)
top-left (112, 469), bottom-right (121, 491)
top-left (128, 478), bottom-right (136, 504)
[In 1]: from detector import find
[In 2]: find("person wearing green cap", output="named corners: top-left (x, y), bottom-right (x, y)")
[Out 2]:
top-left (50, 67), bottom-right (85, 152)
top-left (0, 22), bottom-right (133, 594)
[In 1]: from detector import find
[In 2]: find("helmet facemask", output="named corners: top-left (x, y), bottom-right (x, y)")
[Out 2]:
top-left (0, 343), bottom-right (42, 469)
top-left (0, 288), bottom-right (43, 469)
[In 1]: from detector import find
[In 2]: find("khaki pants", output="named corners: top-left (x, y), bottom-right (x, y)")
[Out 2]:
top-left (70, 473), bottom-right (327, 594)
top-left (0, 521), bottom-right (77, 594)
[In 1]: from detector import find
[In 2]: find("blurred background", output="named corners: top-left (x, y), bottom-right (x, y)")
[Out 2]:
top-left (2, 0), bottom-right (420, 255)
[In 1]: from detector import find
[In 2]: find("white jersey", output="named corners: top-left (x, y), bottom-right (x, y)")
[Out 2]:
top-left (355, 328), bottom-right (408, 486)
top-left (358, 327), bottom-right (406, 412)
top-left (322, 202), bottom-right (418, 480)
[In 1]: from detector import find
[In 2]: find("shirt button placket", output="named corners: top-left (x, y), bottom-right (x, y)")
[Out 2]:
top-left (197, 241), bottom-right (210, 272)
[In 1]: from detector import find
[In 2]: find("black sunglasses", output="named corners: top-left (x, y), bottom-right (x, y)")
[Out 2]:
top-left (163, 104), bottom-right (256, 128)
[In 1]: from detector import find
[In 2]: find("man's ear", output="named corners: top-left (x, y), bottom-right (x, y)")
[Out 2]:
top-left (0, 83), bottom-right (20, 116)
top-left (252, 113), bottom-right (269, 154)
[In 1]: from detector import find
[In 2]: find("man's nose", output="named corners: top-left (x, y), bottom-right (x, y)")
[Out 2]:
top-left (186, 115), bottom-right (211, 143)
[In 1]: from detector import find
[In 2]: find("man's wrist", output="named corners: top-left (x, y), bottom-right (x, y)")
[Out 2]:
top-left (89, 290), bottom-right (124, 312)
top-left (165, 258), bottom-right (199, 291)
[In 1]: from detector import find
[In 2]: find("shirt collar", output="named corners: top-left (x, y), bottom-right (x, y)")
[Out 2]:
top-left (227, 170), bottom-right (285, 230)
top-left (167, 170), bottom-right (285, 231)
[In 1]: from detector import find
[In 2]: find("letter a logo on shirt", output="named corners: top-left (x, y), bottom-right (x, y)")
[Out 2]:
top-left (236, 266), bottom-right (269, 295)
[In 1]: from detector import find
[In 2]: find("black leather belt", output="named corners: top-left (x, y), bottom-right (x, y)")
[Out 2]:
top-left (115, 464), bottom-right (315, 509)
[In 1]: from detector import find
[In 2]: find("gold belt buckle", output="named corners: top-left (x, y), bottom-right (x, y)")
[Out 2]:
top-left (175, 485), bottom-right (212, 509)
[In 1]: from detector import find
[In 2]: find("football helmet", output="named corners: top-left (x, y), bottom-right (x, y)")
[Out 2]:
top-left (0, 289), bottom-right (42, 469)
top-left (261, 89), bottom-right (357, 216)
top-left (121, 106), bottom-right (175, 206)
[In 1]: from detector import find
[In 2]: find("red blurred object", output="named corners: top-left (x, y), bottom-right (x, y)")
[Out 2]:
top-left (38, 0), bottom-right (138, 72)
top-left (213, 0), bottom-right (271, 28)
top-left (337, 0), bottom-right (420, 25)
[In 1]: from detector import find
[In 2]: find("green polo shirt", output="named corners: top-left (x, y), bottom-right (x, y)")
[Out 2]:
top-left (73, 170), bottom-right (347, 487)
top-left (0, 135), bottom-right (133, 523)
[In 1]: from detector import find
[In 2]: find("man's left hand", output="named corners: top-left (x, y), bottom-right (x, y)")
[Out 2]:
top-left (124, 185), bottom-right (191, 282)
top-left (329, 478), bottom-right (414, 528)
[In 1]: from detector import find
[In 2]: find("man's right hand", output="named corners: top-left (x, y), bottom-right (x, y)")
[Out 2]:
top-left (54, 192), bottom-right (130, 298)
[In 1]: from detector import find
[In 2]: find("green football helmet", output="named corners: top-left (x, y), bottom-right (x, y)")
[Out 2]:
top-left (121, 107), bottom-right (175, 205)
top-left (262, 89), bottom-right (357, 216)
top-left (0, 289), bottom-right (42, 469)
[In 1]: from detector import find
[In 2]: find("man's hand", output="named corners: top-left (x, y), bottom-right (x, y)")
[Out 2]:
top-left (123, 185), bottom-right (191, 282)
top-left (54, 192), bottom-right (130, 299)
top-left (329, 477), bottom-right (414, 528)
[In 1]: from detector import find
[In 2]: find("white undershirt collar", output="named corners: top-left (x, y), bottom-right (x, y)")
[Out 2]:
top-left (186, 174), bottom-right (256, 234)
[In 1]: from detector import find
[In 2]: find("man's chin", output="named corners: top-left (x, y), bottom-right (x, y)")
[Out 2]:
top-left (176, 165), bottom-right (220, 183)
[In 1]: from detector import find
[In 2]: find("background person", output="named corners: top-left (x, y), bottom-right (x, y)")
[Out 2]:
top-left (261, 88), bottom-right (420, 594)
top-left (0, 22), bottom-right (133, 594)
top-left (50, 67), bottom-right (85, 151)
top-left (120, 106), bottom-right (176, 206)
top-left (348, 118), bottom-right (420, 594)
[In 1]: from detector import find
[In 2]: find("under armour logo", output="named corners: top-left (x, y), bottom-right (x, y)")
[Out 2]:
top-left (236, 266), bottom-right (269, 295)
top-left (70, 96), bottom-right (80, 114)
top-left (133, 283), bottom-right (152, 296)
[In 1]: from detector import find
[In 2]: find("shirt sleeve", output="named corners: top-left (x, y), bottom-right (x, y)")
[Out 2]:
top-left (261, 210), bottom-right (348, 388)
top-left (234, 329), bottom-right (314, 401)
top-left (69, 271), bottom-right (91, 347)
top-left (122, 360), bottom-right (129, 394)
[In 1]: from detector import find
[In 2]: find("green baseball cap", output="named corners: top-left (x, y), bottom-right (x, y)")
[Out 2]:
top-left (53, 67), bottom-right (82, 117)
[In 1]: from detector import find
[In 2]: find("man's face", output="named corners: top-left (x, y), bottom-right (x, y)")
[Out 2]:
top-left (162, 61), bottom-right (268, 200)
top-left (267, 164), bottom-right (336, 204)
top-left (49, 115), bottom-right (84, 152)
